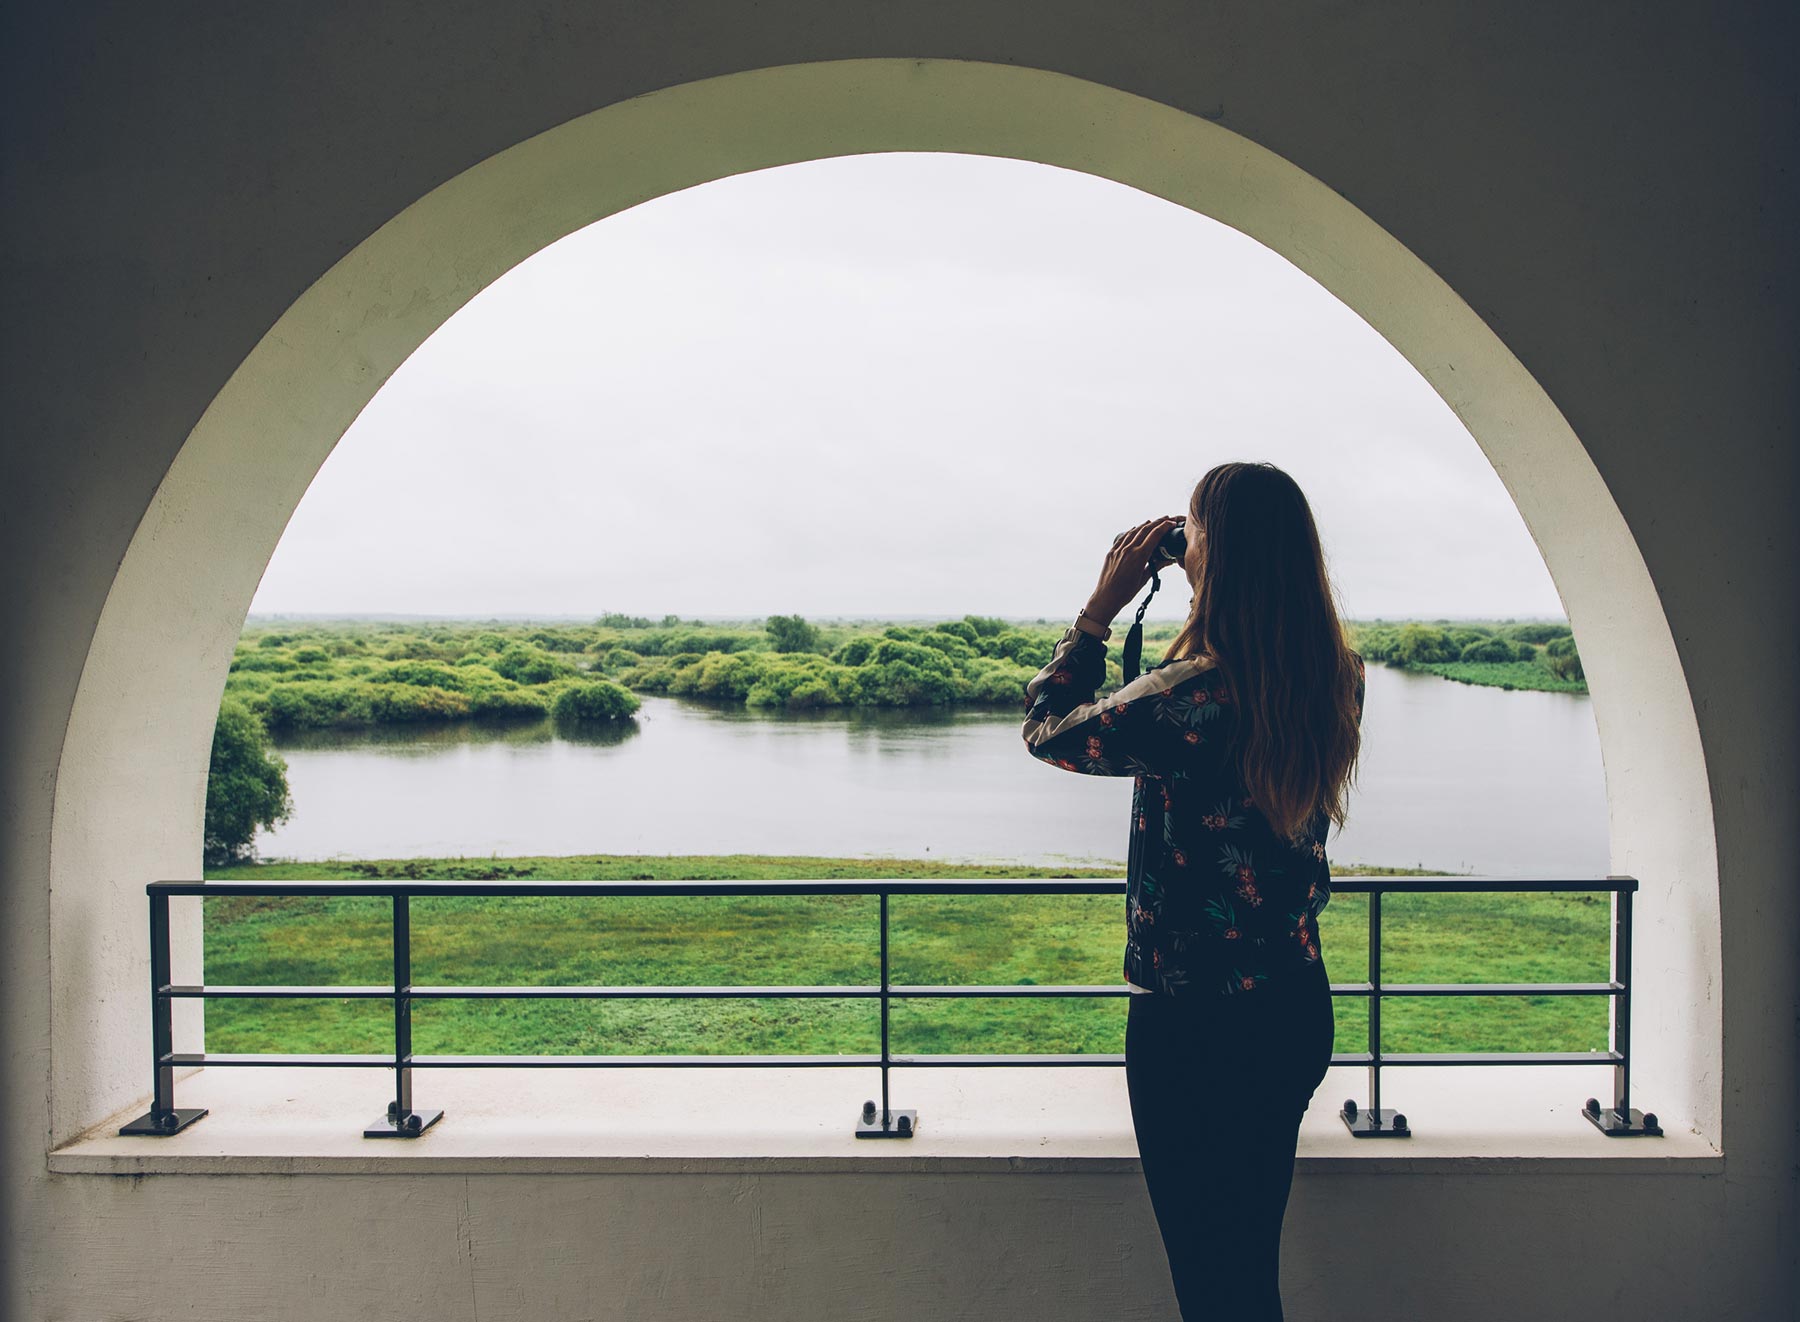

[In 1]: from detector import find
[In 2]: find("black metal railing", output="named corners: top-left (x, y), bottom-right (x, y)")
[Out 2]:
top-left (120, 875), bottom-right (1660, 1141)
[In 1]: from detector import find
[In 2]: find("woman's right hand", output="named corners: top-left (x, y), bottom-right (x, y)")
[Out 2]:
top-left (1085, 516), bottom-right (1184, 623)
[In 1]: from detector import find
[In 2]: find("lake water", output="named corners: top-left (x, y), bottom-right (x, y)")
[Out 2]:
top-left (257, 664), bottom-right (1608, 877)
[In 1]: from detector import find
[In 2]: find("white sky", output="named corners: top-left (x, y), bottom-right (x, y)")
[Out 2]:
top-left (250, 152), bottom-right (1565, 624)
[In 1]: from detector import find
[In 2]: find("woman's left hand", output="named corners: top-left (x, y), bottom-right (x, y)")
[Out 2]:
top-left (1086, 516), bottom-right (1184, 622)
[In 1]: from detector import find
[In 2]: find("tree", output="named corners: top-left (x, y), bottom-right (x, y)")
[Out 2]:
top-left (766, 613), bottom-right (823, 654)
top-left (204, 699), bottom-right (293, 865)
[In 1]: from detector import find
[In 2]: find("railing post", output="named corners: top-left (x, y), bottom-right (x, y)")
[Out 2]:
top-left (365, 889), bottom-right (442, 1138)
top-left (120, 888), bottom-right (208, 1135)
top-left (856, 887), bottom-right (915, 1138)
top-left (1342, 884), bottom-right (1408, 1137)
top-left (1583, 878), bottom-right (1661, 1136)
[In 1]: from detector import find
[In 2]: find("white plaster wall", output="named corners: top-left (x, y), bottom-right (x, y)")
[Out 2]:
top-left (4, 5), bottom-right (1794, 1319)
top-left (31, 1168), bottom-right (1740, 1322)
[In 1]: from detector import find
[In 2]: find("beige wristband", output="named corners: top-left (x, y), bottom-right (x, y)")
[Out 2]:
top-left (1073, 611), bottom-right (1112, 641)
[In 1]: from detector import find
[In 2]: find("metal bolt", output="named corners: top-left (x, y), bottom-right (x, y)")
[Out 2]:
top-left (896, 1115), bottom-right (912, 1136)
top-left (1342, 1099), bottom-right (1358, 1121)
top-left (1584, 1097), bottom-right (1601, 1117)
top-left (403, 1113), bottom-right (422, 1134)
top-left (156, 1111), bottom-right (178, 1131)
top-left (1392, 1113), bottom-right (1407, 1131)
top-left (1642, 1113), bottom-right (1658, 1131)
top-left (861, 1100), bottom-right (877, 1123)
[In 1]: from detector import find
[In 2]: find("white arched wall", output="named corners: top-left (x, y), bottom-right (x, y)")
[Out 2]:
top-left (48, 58), bottom-right (1719, 1148)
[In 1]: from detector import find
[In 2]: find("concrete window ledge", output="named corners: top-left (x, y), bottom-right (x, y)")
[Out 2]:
top-left (51, 1064), bottom-right (1722, 1177)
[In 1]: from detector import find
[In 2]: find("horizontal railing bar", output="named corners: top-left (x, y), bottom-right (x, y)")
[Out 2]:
top-left (885, 984), bottom-right (1124, 998)
top-left (411, 984), bottom-right (873, 1000)
top-left (1376, 1051), bottom-right (1624, 1066)
top-left (411, 1055), bottom-right (884, 1069)
top-left (168, 1052), bottom-right (885, 1068)
top-left (166, 1053), bottom-right (394, 1067)
top-left (164, 984), bottom-right (393, 999)
top-left (161, 979), bottom-right (1621, 1001)
top-left (168, 1048), bottom-right (1620, 1070)
top-left (890, 1053), bottom-right (1124, 1067)
top-left (1375, 982), bottom-right (1621, 997)
top-left (149, 875), bottom-right (1636, 898)
top-left (154, 879), bottom-right (1126, 898)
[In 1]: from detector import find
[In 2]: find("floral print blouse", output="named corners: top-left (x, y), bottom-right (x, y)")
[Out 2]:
top-left (1022, 624), bottom-right (1365, 998)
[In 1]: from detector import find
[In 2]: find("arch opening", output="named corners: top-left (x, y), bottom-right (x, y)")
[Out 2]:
top-left (47, 58), bottom-right (1720, 1149)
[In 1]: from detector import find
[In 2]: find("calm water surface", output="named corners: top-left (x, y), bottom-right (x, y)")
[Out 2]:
top-left (259, 664), bottom-right (1606, 876)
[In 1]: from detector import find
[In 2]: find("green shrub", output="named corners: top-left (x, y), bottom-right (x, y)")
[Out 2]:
top-left (861, 660), bottom-right (960, 706)
top-left (368, 684), bottom-right (469, 722)
top-left (976, 630), bottom-right (1052, 667)
top-left (551, 681), bottom-right (641, 722)
top-left (870, 639), bottom-right (951, 671)
top-left (230, 651), bottom-right (297, 673)
top-left (784, 678), bottom-right (835, 709)
top-left (381, 638), bottom-right (441, 661)
top-left (934, 620), bottom-right (979, 644)
top-left (494, 644), bottom-right (571, 685)
top-left (1514, 642), bottom-right (1538, 662)
top-left (470, 685), bottom-right (551, 719)
top-left (832, 637), bottom-right (877, 667)
top-left (263, 680), bottom-right (374, 729)
top-left (917, 631), bottom-right (974, 661)
top-left (1459, 636), bottom-right (1517, 663)
top-left (528, 628), bottom-right (594, 654)
top-left (667, 652), bottom-right (760, 701)
top-left (1544, 636), bottom-right (1585, 681)
top-left (375, 660), bottom-right (470, 691)
top-left (1396, 623), bottom-right (1459, 665)
top-left (961, 660), bottom-right (1035, 704)
top-left (1503, 622), bottom-right (1572, 644)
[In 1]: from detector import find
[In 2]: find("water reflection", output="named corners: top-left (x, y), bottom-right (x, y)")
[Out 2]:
top-left (552, 715), bottom-right (642, 748)
top-left (276, 717), bottom-right (558, 752)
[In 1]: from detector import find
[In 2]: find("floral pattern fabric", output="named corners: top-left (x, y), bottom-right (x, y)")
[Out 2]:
top-left (1022, 625), bottom-right (1365, 998)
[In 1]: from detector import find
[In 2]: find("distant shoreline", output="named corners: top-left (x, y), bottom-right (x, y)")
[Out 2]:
top-left (207, 852), bottom-right (1456, 881)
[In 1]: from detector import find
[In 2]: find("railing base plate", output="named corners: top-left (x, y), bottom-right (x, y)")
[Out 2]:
top-left (855, 1108), bottom-right (917, 1139)
top-left (364, 1108), bottom-right (444, 1139)
top-left (119, 1107), bottom-right (208, 1137)
top-left (1583, 1104), bottom-right (1662, 1137)
top-left (1341, 1106), bottom-right (1410, 1138)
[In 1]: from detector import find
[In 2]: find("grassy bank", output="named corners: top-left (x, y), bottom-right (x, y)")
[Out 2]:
top-left (203, 854), bottom-right (1612, 1058)
top-left (1413, 660), bottom-right (1588, 693)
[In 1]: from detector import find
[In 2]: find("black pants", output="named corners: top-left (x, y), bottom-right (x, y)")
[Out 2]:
top-left (1124, 960), bottom-right (1335, 1321)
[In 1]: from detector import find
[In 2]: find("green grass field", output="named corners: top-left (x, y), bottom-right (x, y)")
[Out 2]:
top-left (201, 854), bottom-right (1614, 1059)
top-left (1414, 660), bottom-right (1588, 693)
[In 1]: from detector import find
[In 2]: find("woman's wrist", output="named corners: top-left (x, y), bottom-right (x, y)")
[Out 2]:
top-left (1082, 595), bottom-right (1121, 625)
top-left (1074, 605), bottom-right (1113, 640)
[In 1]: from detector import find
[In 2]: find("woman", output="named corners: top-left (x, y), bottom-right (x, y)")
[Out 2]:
top-left (1021, 461), bottom-right (1364, 1321)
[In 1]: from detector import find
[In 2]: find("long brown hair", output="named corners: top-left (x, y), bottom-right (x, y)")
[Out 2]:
top-left (1164, 462), bottom-right (1362, 841)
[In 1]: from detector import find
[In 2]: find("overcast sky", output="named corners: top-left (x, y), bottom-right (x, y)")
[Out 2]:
top-left (250, 152), bottom-right (1564, 625)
